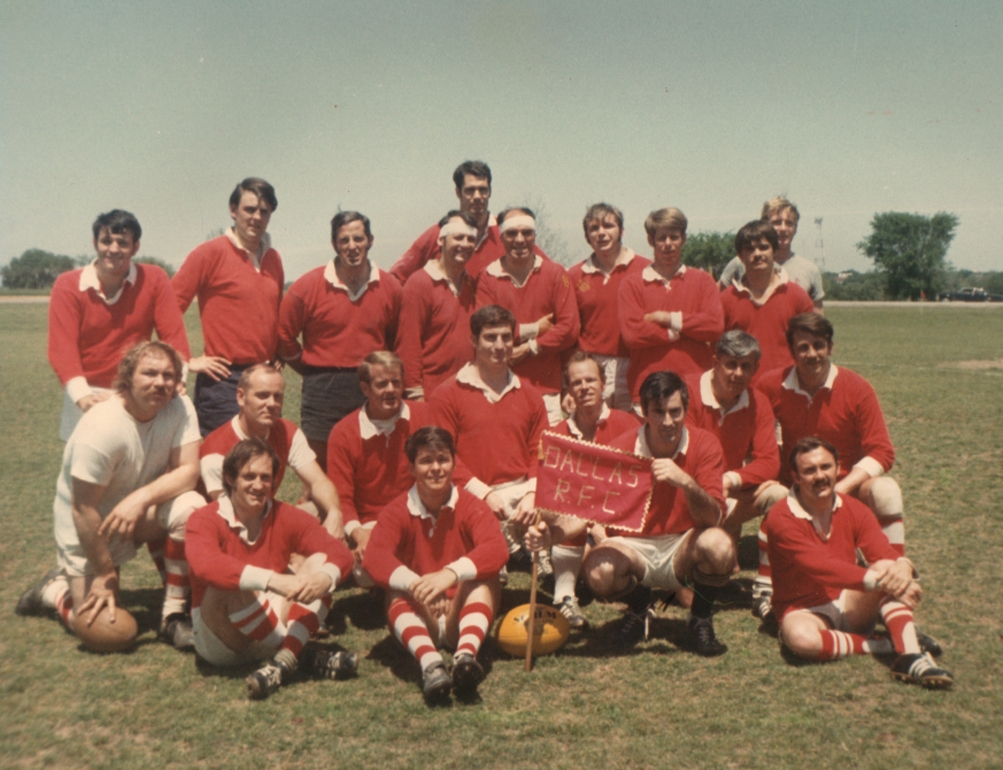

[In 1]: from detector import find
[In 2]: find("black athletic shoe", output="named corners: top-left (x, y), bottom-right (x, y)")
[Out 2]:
top-left (302, 648), bottom-right (358, 680)
top-left (616, 606), bottom-right (653, 646)
top-left (890, 652), bottom-right (953, 689)
top-left (689, 616), bottom-right (727, 657)
top-left (916, 630), bottom-right (944, 658)
top-left (246, 662), bottom-right (285, 699)
top-left (159, 613), bottom-right (195, 650)
top-left (451, 654), bottom-right (485, 695)
top-left (422, 661), bottom-right (453, 703)
top-left (507, 548), bottom-right (535, 573)
top-left (15, 568), bottom-right (65, 617)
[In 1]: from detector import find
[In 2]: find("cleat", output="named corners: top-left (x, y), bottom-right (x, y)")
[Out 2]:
top-left (159, 613), bottom-right (195, 650)
top-left (451, 654), bottom-right (485, 695)
top-left (916, 631), bottom-right (943, 658)
top-left (689, 616), bottom-right (727, 657)
top-left (15, 568), bottom-right (65, 617)
top-left (751, 589), bottom-right (773, 620)
top-left (422, 661), bottom-right (453, 703)
top-left (246, 661), bottom-right (285, 700)
top-left (616, 606), bottom-right (653, 646)
top-left (890, 652), bottom-right (953, 689)
top-left (555, 596), bottom-right (589, 630)
top-left (301, 648), bottom-right (358, 680)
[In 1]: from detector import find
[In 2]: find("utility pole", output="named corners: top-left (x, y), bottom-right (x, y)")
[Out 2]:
top-left (814, 217), bottom-right (825, 270)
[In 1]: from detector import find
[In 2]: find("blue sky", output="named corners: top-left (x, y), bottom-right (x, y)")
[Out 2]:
top-left (2, 0), bottom-right (1000, 278)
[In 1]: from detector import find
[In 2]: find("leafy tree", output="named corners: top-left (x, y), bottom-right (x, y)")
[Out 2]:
top-left (1, 249), bottom-right (76, 289)
top-left (857, 212), bottom-right (958, 300)
top-left (134, 256), bottom-right (176, 278)
top-left (681, 231), bottom-right (735, 279)
top-left (822, 270), bottom-right (887, 301)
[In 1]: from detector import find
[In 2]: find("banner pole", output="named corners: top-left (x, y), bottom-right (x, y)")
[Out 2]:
top-left (524, 511), bottom-right (541, 672)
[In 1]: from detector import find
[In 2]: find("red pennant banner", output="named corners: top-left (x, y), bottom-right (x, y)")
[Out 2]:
top-left (536, 431), bottom-right (653, 533)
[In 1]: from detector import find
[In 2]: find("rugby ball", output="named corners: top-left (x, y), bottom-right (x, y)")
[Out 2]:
top-left (73, 606), bottom-right (138, 653)
top-left (495, 603), bottom-right (570, 657)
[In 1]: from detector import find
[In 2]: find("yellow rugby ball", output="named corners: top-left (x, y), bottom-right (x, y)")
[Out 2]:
top-left (495, 603), bottom-right (570, 657)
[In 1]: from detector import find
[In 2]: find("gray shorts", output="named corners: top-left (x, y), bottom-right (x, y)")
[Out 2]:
top-left (300, 368), bottom-right (366, 443)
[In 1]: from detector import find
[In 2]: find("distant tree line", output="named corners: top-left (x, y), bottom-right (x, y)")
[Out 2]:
top-left (1, 250), bottom-right (175, 289)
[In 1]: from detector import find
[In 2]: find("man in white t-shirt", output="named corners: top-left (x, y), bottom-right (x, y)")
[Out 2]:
top-left (16, 341), bottom-right (205, 651)
top-left (718, 197), bottom-right (825, 312)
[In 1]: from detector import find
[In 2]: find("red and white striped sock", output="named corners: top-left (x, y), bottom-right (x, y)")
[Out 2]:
top-left (55, 590), bottom-right (74, 629)
top-left (817, 629), bottom-right (871, 660)
top-left (880, 597), bottom-right (920, 654)
top-left (229, 596), bottom-right (284, 649)
top-left (388, 597), bottom-right (442, 671)
top-left (163, 537), bottom-right (189, 617)
top-left (146, 539), bottom-right (167, 586)
top-left (279, 597), bottom-right (331, 659)
top-left (455, 601), bottom-right (494, 659)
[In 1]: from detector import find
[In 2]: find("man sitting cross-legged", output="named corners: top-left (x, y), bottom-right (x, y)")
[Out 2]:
top-left (548, 351), bottom-right (641, 628)
top-left (765, 437), bottom-right (951, 688)
top-left (185, 439), bottom-right (357, 700)
top-left (16, 341), bottom-right (204, 651)
top-left (200, 363), bottom-right (343, 539)
top-left (362, 427), bottom-right (509, 703)
top-left (529, 371), bottom-right (734, 656)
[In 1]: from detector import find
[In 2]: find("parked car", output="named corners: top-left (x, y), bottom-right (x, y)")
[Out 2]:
top-left (936, 287), bottom-right (1003, 302)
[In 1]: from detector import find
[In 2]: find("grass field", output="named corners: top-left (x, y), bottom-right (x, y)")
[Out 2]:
top-left (1, 303), bottom-right (1001, 769)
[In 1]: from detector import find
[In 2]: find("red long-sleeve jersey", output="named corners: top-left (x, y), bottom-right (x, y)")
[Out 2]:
top-left (618, 265), bottom-right (723, 401)
top-left (277, 263), bottom-right (401, 368)
top-left (568, 249), bottom-right (650, 357)
top-left (757, 364), bottom-right (895, 485)
top-left (764, 492), bottom-right (899, 621)
top-left (172, 235), bottom-right (284, 364)
top-left (48, 264), bottom-right (191, 389)
top-left (720, 278), bottom-right (814, 384)
top-left (362, 486), bottom-right (509, 589)
top-left (608, 425), bottom-right (726, 537)
top-left (685, 371), bottom-right (780, 488)
top-left (395, 262), bottom-right (476, 397)
top-left (186, 498), bottom-right (353, 610)
top-left (475, 256), bottom-right (580, 394)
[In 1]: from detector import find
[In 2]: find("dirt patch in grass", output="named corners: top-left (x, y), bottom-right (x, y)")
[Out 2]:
top-left (946, 358), bottom-right (1003, 369)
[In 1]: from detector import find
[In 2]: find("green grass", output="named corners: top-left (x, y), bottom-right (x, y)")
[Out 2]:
top-left (2, 304), bottom-right (1002, 769)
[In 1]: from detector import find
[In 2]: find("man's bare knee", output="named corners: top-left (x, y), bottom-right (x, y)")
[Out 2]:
top-left (780, 617), bottom-right (823, 658)
top-left (695, 528), bottom-right (736, 575)
top-left (860, 476), bottom-right (903, 520)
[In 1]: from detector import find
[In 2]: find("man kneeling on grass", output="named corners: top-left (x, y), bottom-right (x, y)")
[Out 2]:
top-left (185, 438), bottom-right (357, 700)
top-left (362, 427), bottom-right (508, 704)
top-left (764, 437), bottom-right (952, 688)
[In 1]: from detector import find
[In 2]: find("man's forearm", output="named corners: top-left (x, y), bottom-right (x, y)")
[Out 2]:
top-left (682, 481), bottom-right (722, 528)
top-left (72, 503), bottom-right (116, 574)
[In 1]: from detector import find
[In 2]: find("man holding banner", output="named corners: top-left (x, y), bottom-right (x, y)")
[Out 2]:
top-left (530, 371), bottom-right (734, 656)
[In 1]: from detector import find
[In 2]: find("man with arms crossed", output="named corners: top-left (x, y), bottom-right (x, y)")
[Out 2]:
top-left (396, 211), bottom-right (479, 400)
top-left (172, 178), bottom-right (284, 434)
top-left (568, 203), bottom-right (650, 411)
top-left (363, 427), bottom-right (508, 703)
top-left (754, 313), bottom-right (905, 622)
top-left (718, 196), bottom-right (825, 312)
top-left (765, 437), bottom-right (951, 688)
top-left (618, 208), bottom-right (724, 408)
top-left (530, 372), bottom-right (734, 656)
top-left (199, 364), bottom-right (343, 539)
top-left (476, 207), bottom-right (580, 425)
top-left (185, 439), bottom-right (357, 700)
top-left (278, 211), bottom-right (402, 472)
top-left (17, 342), bottom-right (205, 650)
top-left (48, 209), bottom-right (191, 440)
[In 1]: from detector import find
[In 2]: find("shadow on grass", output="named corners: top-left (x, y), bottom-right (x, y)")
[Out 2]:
top-left (327, 587), bottom-right (387, 633)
